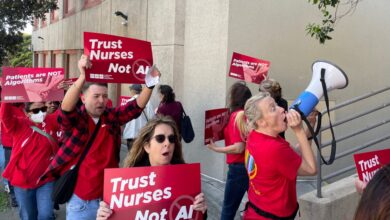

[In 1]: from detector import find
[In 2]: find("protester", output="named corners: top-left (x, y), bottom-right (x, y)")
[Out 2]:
top-left (207, 81), bottom-right (252, 220)
top-left (122, 84), bottom-right (154, 151)
top-left (1, 103), bottom-right (25, 208)
top-left (96, 116), bottom-right (207, 220)
top-left (259, 78), bottom-right (288, 138)
top-left (39, 55), bottom-right (160, 220)
top-left (156, 85), bottom-right (183, 134)
top-left (1, 101), bottom-right (59, 220)
top-left (354, 164), bottom-right (390, 220)
top-left (243, 92), bottom-right (318, 219)
top-left (0, 88), bottom-right (8, 198)
top-left (46, 101), bottom-right (61, 114)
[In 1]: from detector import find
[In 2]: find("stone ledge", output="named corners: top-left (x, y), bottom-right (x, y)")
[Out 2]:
top-left (298, 174), bottom-right (360, 220)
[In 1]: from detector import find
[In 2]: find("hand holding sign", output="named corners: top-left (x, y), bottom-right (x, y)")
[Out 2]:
top-left (2, 67), bottom-right (64, 102)
top-left (193, 193), bottom-right (207, 214)
top-left (78, 54), bottom-right (91, 77)
top-left (243, 63), bottom-right (267, 84)
top-left (229, 52), bottom-right (270, 84)
top-left (97, 201), bottom-right (113, 220)
top-left (145, 65), bottom-right (161, 88)
top-left (354, 179), bottom-right (367, 194)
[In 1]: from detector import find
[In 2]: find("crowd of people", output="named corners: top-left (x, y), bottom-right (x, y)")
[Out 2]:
top-left (0, 55), bottom-right (388, 220)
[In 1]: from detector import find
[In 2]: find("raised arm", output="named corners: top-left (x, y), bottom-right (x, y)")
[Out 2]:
top-left (136, 86), bottom-right (153, 109)
top-left (287, 109), bottom-right (317, 176)
top-left (61, 55), bottom-right (89, 112)
top-left (136, 65), bottom-right (160, 108)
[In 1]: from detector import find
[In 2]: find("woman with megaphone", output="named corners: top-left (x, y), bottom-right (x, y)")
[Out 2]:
top-left (242, 92), bottom-right (318, 220)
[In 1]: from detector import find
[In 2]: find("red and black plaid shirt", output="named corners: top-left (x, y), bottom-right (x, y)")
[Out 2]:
top-left (40, 99), bottom-right (142, 181)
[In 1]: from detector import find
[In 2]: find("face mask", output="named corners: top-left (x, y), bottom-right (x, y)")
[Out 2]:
top-left (30, 111), bottom-right (46, 123)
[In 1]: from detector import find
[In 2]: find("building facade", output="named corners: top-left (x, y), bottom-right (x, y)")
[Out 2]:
top-left (32, 0), bottom-right (390, 181)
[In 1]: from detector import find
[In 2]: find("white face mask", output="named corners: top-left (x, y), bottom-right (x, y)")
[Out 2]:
top-left (30, 111), bottom-right (46, 123)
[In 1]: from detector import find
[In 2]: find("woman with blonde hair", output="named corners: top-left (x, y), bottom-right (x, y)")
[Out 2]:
top-left (96, 116), bottom-right (207, 220)
top-left (259, 78), bottom-right (288, 138)
top-left (243, 92), bottom-right (317, 219)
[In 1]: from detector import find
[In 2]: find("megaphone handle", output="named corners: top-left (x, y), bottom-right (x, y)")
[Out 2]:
top-left (298, 110), bottom-right (333, 165)
top-left (319, 69), bottom-right (337, 165)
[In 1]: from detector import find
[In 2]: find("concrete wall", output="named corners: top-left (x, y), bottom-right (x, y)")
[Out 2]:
top-left (299, 174), bottom-right (360, 220)
top-left (181, 0), bottom-right (230, 180)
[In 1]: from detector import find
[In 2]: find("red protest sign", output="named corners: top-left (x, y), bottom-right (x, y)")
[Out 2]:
top-left (103, 163), bottom-right (203, 220)
top-left (1, 67), bottom-right (64, 103)
top-left (204, 108), bottom-right (229, 145)
top-left (84, 32), bottom-right (153, 84)
top-left (353, 148), bottom-right (390, 183)
top-left (228, 52), bottom-right (270, 84)
top-left (119, 96), bottom-right (131, 106)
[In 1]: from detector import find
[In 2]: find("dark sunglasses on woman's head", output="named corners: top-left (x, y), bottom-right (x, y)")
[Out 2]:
top-left (153, 134), bottom-right (177, 144)
top-left (28, 106), bottom-right (48, 114)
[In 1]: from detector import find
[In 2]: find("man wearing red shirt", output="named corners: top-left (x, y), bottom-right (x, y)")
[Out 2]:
top-left (41, 55), bottom-right (160, 220)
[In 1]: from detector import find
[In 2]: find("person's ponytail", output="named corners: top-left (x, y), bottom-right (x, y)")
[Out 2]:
top-left (235, 110), bottom-right (249, 141)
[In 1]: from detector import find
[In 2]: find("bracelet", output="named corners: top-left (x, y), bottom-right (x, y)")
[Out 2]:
top-left (146, 85), bottom-right (155, 89)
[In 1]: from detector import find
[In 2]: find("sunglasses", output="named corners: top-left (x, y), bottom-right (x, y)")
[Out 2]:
top-left (153, 134), bottom-right (177, 144)
top-left (29, 106), bottom-right (48, 114)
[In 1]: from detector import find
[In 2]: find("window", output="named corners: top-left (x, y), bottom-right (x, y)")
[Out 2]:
top-left (50, 9), bottom-right (59, 23)
top-left (83, 0), bottom-right (101, 9)
top-left (64, 50), bottom-right (79, 78)
top-left (64, 0), bottom-right (76, 17)
top-left (33, 18), bottom-right (39, 31)
top-left (34, 53), bottom-right (39, 67)
top-left (41, 13), bottom-right (49, 28)
top-left (51, 53), bottom-right (56, 67)
top-left (42, 53), bottom-right (47, 67)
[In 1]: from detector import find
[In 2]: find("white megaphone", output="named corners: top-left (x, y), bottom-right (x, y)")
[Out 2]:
top-left (291, 60), bottom-right (348, 116)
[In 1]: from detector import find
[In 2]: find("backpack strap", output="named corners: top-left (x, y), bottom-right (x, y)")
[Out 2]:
top-left (30, 125), bottom-right (57, 147)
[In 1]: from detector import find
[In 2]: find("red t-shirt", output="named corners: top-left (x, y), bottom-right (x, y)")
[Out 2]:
top-left (73, 116), bottom-right (119, 200)
top-left (224, 110), bottom-right (245, 164)
top-left (244, 130), bottom-right (302, 219)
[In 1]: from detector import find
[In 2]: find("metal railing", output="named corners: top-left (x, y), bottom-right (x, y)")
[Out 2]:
top-left (315, 85), bottom-right (390, 198)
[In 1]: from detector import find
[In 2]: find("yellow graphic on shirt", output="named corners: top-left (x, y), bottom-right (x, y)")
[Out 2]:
top-left (245, 149), bottom-right (257, 180)
top-left (245, 149), bottom-right (261, 195)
